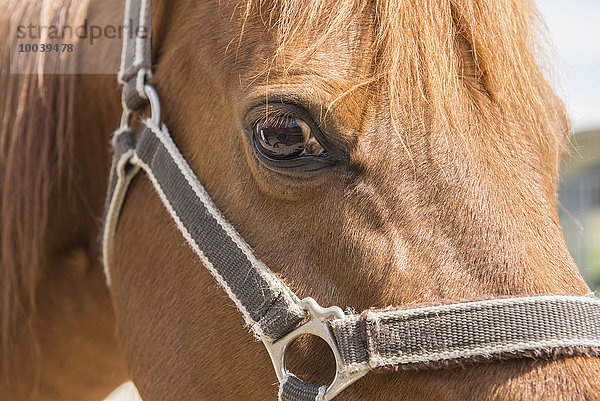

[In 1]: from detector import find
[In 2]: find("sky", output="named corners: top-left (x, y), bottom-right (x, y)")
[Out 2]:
top-left (537, 0), bottom-right (600, 132)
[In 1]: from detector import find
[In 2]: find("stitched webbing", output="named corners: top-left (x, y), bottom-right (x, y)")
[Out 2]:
top-left (279, 375), bottom-right (326, 401)
top-left (102, 127), bottom-right (140, 285)
top-left (119, 0), bottom-right (153, 112)
top-left (103, 121), bottom-right (306, 340)
top-left (329, 295), bottom-right (600, 372)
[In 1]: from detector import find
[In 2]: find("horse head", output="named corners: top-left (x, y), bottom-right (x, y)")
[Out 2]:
top-left (2, 0), bottom-right (599, 400)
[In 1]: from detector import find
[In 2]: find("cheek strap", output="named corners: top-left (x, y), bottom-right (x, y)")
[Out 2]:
top-left (102, 119), bottom-right (308, 341)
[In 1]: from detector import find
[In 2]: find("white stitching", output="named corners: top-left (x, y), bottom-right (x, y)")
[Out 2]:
top-left (143, 120), bottom-right (305, 330)
top-left (117, 0), bottom-right (132, 84)
top-left (364, 295), bottom-right (600, 319)
top-left (102, 149), bottom-right (140, 285)
top-left (133, 154), bottom-right (258, 330)
top-left (315, 385), bottom-right (327, 401)
top-left (136, 69), bottom-right (148, 100)
top-left (278, 374), bottom-right (289, 401)
top-left (367, 338), bottom-right (600, 368)
top-left (133, 0), bottom-right (150, 70)
top-left (328, 296), bottom-right (600, 370)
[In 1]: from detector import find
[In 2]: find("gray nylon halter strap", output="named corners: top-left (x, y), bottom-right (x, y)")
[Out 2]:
top-left (104, 122), bottom-right (307, 340)
top-left (118, 0), bottom-right (153, 113)
top-left (330, 295), bottom-right (600, 371)
top-left (102, 0), bottom-right (600, 400)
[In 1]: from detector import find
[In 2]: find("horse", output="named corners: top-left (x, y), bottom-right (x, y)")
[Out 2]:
top-left (2, 0), bottom-right (600, 400)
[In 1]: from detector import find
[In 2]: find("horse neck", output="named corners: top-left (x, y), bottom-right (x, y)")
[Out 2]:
top-left (1, 0), bottom-right (128, 398)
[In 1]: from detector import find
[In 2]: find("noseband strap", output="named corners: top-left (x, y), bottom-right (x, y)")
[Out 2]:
top-left (103, 1), bottom-right (600, 400)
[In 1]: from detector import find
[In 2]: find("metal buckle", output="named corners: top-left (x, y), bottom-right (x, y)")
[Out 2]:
top-left (262, 298), bottom-right (368, 400)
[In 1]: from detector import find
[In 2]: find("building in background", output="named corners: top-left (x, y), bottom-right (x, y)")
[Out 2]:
top-left (538, 0), bottom-right (600, 293)
top-left (558, 129), bottom-right (600, 292)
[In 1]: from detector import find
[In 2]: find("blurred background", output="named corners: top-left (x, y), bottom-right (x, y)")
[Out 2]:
top-left (104, 1), bottom-right (600, 400)
top-left (538, 0), bottom-right (600, 293)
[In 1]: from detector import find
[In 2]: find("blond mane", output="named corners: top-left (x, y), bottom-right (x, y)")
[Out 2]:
top-left (0, 0), bottom-right (91, 356)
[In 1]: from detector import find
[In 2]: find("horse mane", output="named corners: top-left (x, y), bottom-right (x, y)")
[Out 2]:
top-left (0, 0), bottom-right (91, 357)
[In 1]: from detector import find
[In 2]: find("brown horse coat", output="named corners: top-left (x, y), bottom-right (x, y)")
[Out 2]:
top-left (1, 0), bottom-right (599, 400)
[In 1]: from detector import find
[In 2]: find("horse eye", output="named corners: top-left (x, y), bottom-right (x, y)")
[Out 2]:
top-left (253, 115), bottom-right (325, 159)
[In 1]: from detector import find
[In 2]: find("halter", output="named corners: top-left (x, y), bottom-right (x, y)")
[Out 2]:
top-left (102, 1), bottom-right (600, 400)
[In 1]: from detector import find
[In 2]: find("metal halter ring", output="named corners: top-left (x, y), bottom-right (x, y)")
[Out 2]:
top-left (120, 84), bottom-right (162, 129)
top-left (144, 84), bottom-right (162, 126)
top-left (262, 298), bottom-right (369, 400)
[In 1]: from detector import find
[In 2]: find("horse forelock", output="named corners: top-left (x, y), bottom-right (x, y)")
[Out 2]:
top-left (239, 0), bottom-right (569, 152)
